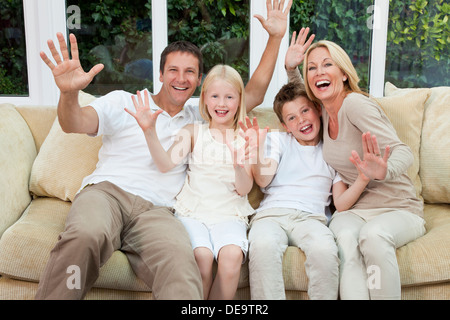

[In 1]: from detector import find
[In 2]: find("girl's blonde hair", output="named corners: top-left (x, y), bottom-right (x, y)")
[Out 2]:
top-left (199, 64), bottom-right (246, 130)
top-left (303, 40), bottom-right (368, 104)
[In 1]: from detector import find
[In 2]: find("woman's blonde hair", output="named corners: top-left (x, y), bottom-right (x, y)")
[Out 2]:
top-left (303, 40), bottom-right (367, 103)
top-left (199, 64), bottom-right (246, 130)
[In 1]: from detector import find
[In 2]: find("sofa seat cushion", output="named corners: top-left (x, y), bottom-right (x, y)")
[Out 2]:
top-left (0, 197), bottom-right (256, 292)
top-left (397, 204), bottom-right (450, 286)
top-left (0, 198), bottom-right (150, 292)
top-left (0, 104), bottom-right (37, 237)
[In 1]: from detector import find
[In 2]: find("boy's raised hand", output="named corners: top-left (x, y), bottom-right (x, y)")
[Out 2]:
top-left (254, 0), bottom-right (293, 39)
top-left (285, 27), bottom-right (315, 71)
top-left (40, 33), bottom-right (104, 93)
top-left (125, 90), bottom-right (163, 132)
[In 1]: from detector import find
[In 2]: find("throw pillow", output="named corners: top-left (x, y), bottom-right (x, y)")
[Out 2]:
top-left (419, 86), bottom-right (450, 203)
top-left (29, 91), bottom-right (103, 202)
top-left (373, 82), bottom-right (431, 199)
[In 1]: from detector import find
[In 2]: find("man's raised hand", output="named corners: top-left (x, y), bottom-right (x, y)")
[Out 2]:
top-left (125, 90), bottom-right (163, 133)
top-left (40, 32), bottom-right (104, 93)
top-left (254, 0), bottom-right (293, 39)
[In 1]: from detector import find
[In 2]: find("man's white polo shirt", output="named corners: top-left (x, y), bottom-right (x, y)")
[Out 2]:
top-left (80, 89), bottom-right (203, 207)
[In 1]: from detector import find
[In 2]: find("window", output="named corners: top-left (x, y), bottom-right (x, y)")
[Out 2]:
top-left (385, 0), bottom-right (449, 87)
top-left (66, 1), bottom-right (154, 96)
top-left (0, 0), bottom-right (28, 96)
top-left (290, 0), bottom-right (374, 92)
top-left (1, 0), bottom-right (448, 106)
top-left (167, 0), bottom-right (250, 96)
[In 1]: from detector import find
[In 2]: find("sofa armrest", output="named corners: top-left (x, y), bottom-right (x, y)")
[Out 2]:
top-left (0, 104), bottom-right (37, 237)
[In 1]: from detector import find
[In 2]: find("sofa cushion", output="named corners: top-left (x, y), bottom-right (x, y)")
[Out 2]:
top-left (0, 197), bottom-right (151, 291)
top-left (0, 197), bottom-right (254, 292)
top-left (29, 92), bottom-right (103, 202)
top-left (384, 83), bottom-right (450, 203)
top-left (0, 104), bottom-right (37, 237)
top-left (374, 83), bottom-right (431, 198)
top-left (16, 106), bottom-right (57, 152)
top-left (397, 204), bottom-right (450, 286)
top-left (419, 87), bottom-right (450, 203)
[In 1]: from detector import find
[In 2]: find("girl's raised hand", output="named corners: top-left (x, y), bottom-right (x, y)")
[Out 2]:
top-left (349, 132), bottom-right (390, 181)
top-left (125, 90), bottom-right (163, 132)
top-left (226, 135), bottom-right (254, 169)
top-left (238, 116), bottom-right (269, 150)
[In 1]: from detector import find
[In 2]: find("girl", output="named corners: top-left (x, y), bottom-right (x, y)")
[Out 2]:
top-left (126, 65), bottom-right (255, 300)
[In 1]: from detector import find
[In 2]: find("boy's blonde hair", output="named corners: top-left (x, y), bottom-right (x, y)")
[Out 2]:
top-left (303, 40), bottom-right (367, 104)
top-left (199, 64), bottom-right (246, 130)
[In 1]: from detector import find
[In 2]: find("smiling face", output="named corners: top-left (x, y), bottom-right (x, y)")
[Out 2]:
top-left (204, 79), bottom-right (241, 128)
top-left (281, 96), bottom-right (322, 146)
top-left (158, 51), bottom-right (202, 109)
top-left (306, 46), bottom-right (348, 107)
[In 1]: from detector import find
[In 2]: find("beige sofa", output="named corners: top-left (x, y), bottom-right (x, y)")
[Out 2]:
top-left (0, 82), bottom-right (449, 299)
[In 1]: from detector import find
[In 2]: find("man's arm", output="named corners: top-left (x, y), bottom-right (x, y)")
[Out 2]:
top-left (244, 0), bottom-right (292, 112)
top-left (40, 32), bottom-right (103, 134)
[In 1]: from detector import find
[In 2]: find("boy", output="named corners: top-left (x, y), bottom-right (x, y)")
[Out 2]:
top-left (247, 81), bottom-right (370, 299)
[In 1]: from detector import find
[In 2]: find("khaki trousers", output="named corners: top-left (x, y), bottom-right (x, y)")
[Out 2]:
top-left (248, 208), bottom-right (339, 300)
top-left (35, 181), bottom-right (202, 300)
top-left (329, 208), bottom-right (425, 300)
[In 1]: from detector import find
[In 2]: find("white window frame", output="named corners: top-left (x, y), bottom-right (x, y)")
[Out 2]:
top-left (0, 0), bottom-right (66, 106)
top-left (1, 0), bottom-right (389, 106)
top-left (369, 0), bottom-right (389, 97)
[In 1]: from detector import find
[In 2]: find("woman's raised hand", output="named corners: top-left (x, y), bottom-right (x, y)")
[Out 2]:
top-left (285, 27), bottom-right (315, 71)
top-left (350, 132), bottom-right (390, 180)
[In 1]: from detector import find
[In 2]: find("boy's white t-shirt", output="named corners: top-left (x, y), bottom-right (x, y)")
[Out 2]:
top-left (80, 89), bottom-right (203, 207)
top-left (258, 132), bottom-right (341, 216)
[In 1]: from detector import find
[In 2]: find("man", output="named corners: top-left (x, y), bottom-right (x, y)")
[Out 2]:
top-left (35, 0), bottom-right (292, 299)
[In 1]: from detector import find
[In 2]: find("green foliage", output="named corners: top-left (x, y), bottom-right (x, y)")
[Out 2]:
top-left (0, 0), bottom-right (28, 95)
top-left (2, 0), bottom-right (448, 95)
top-left (386, 0), bottom-right (449, 87)
top-left (290, 0), bottom-right (449, 89)
top-left (167, 0), bottom-right (250, 80)
top-left (66, 0), bottom-right (154, 95)
top-left (290, 0), bottom-right (375, 91)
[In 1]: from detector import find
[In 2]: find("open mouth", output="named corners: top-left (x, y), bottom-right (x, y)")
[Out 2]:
top-left (173, 86), bottom-right (188, 91)
top-left (300, 124), bottom-right (313, 134)
top-left (315, 80), bottom-right (330, 89)
top-left (215, 110), bottom-right (229, 117)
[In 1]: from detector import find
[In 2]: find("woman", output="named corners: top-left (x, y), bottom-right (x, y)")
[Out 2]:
top-left (300, 40), bottom-right (426, 299)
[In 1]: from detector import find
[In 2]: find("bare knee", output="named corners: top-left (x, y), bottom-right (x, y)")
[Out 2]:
top-left (217, 245), bottom-right (243, 278)
top-left (194, 247), bottom-right (214, 279)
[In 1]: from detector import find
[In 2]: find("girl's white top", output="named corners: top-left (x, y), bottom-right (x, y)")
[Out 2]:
top-left (174, 123), bottom-right (255, 226)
